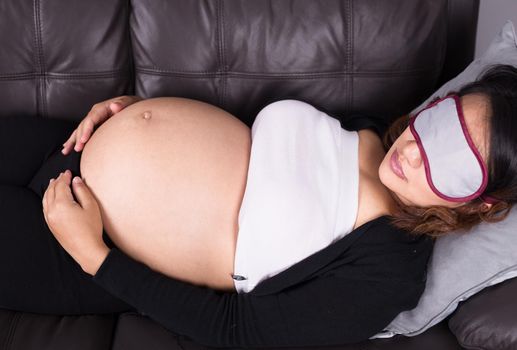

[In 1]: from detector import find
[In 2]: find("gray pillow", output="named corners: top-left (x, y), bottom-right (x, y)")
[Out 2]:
top-left (370, 19), bottom-right (517, 339)
top-left (410, 19), bottom-right (517, 115)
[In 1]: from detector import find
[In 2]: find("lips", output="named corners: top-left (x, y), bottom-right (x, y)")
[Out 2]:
top-left (390, 150), bottom-right (406, 180)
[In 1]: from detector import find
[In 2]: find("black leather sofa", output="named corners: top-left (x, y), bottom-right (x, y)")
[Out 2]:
top-left (0, 1), bottom-right (484, 349)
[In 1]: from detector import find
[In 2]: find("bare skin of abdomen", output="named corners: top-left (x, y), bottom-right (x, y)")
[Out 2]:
top-left (80, 97), bottom-right (251, 292)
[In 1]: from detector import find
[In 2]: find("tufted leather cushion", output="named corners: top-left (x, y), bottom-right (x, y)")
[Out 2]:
top-left (2, 0), bottom-right (450, 126)
top-left (0, 0), bottom-right (132, 120)
top-left (129, 0), bottom-right (449, 126)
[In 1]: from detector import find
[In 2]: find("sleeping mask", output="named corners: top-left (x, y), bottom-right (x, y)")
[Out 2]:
top-left (409, 94), bottom-right (498, 204)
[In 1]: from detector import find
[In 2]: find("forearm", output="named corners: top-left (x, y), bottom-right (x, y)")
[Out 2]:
top-left (89, 247), bottom-right (414, 348)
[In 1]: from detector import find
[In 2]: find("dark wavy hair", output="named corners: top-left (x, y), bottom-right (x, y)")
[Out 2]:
top-left (383, 64), bottom-right (517, 238)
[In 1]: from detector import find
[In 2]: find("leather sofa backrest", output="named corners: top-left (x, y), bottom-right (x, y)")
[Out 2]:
top-left (0, 0), bottom-right (479, 128)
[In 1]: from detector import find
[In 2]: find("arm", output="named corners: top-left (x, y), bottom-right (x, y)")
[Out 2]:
top-left (43, 174), bottom-right (430, 348)
top-left (91, 247), bottom-right (423, 348)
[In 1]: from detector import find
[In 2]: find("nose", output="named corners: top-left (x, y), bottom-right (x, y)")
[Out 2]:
top-left (400, 140), bottom-right (422, 169)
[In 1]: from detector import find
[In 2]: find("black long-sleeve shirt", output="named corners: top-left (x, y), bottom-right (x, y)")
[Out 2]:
top-left (91, 109), bottom-right (434, 348)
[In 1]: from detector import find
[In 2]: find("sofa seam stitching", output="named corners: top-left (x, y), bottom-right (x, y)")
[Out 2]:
top-left (34, 0), bottom-right (48, 118)
top-left (32, 0), bottom-right (40, 116)
top-left (221, 0), bottom-right (228, 109)
top-left (126, 0), bottom-right (136, 95)
top-left (216, 0), bottom-right (223, 107)
top-left (132, 66), bottom-right (442, 77)
top-left (349, 0), bottom-right (354, 113)
top-left (0, 67), bottom-right (442, 81)
top-left (346, 0), bottom-right (352, 113)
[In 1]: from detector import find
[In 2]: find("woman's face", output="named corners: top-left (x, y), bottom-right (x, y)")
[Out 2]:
top-left (378, 93), bottom-right (491, 208)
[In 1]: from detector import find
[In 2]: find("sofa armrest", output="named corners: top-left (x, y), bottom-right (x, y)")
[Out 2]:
top-left (448, 277), bottom-right (517, 350)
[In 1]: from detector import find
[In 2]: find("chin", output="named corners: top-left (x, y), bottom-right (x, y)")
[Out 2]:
top-left (378, 161), bottom-right (409, 206)
top-left (378, 158), bottom-right (392, 188)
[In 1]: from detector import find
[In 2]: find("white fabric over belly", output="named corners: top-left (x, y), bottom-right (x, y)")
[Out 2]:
top-left (233, 99), bottom-right (359, 293)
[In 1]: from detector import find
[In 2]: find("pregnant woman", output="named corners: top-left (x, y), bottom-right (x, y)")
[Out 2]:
top-left (1, 63), bottom-right (517, 347)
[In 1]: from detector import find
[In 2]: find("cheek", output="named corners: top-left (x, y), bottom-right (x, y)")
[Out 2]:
top-left (378, 143), bottom-right (409, 184)
top-left (407, 172), bottom-right (452, 207)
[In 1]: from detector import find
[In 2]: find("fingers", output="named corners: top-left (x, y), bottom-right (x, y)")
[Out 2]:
top-left (55, 170), bottom-right (75, 203)
top-left (62, 103), bottom-right (109, 155)
top-left (42, 180), bottom-right (52, 224)
top-left (62, 105), bottom-right (101, 155)
top-left (113, 95), bottom-right (143, 109)
top-left (45, 171), bottom-right (75, 207)
top-left (43, 177), bottom-right (55, 210)
top-left (74, 118), bottom-right (94, 152)
top-left (71, 175), bottom-right (94, 210)
top-left (109, 101), bottom-right (123, 114)
top-left (61, 129), bottom-right (77, 155)
top-left (108, 95), bottom-right (143, 114)
top-left (43, 171), bottom-right (76, 226)
top-left (43, 176), bottom-right (56, 212)
top-left (86, 102), bottom-right (112, 127)
top-left (61, 95), bottom-right (143, 156)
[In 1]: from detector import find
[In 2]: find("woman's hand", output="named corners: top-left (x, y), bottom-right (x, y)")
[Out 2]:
top-left (61, 95), bottom-right (143, 155)
top-left (42, 169), bottom-right (110, 275)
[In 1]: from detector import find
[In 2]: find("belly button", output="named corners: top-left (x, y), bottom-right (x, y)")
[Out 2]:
top-left (142, 111), bottom-right (152, 120)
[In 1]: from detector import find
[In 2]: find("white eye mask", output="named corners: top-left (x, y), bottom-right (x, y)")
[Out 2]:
top-left (409, 94), bottom-right (497, 204)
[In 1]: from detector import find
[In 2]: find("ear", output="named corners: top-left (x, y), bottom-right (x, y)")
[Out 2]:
top-left (481, 202), bottom-right (493, 212)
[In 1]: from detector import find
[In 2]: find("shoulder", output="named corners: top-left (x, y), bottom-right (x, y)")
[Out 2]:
top-left (340, 112), bottom-right (391, 139)
top-left (352, 216), bottom-right (435, 278)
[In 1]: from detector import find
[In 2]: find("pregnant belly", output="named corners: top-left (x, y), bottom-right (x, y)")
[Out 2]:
top-left (80, 97), bottom-right (251, 291)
